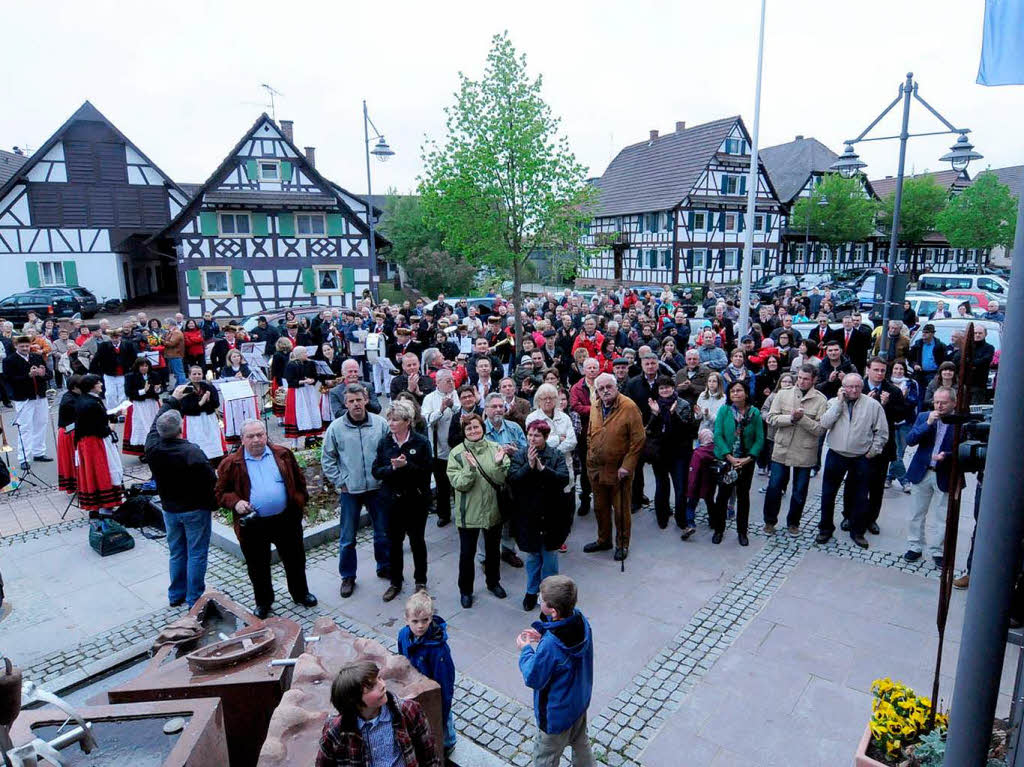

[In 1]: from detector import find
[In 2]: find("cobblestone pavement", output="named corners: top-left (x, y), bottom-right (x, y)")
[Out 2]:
top-left (3, 476), bottom-right (980, 767)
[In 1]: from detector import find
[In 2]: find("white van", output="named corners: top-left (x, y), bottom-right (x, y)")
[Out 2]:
top-left (917, 272), bottom-right (1009, 296)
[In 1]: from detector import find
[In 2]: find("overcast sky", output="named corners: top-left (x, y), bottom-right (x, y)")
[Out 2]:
top-left (1, 0), bottom-right (1020, 197)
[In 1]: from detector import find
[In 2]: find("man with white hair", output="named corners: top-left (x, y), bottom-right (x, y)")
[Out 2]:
top-left (422, 368), bottom-right (458, 526)
top-left (569, 357), bottom-right (601, 515)
top-left (329, 358), bottom-right (380, 419)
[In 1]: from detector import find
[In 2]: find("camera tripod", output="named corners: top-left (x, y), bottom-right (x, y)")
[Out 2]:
top-left (0, 407), bottom-right (50, 498)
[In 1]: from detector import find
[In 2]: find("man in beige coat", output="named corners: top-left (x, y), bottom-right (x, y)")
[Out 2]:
top-left (583, 373), bottom-right (645, 562)
top-left (762, 364), bottom-right (829, 536)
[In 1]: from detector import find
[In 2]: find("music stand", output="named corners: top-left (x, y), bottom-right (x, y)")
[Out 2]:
top-left (2, 406), bottom-right (51, 497)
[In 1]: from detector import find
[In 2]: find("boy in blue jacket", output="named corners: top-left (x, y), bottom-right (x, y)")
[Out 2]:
top-left (398, 591), bottom-right (457, 756)
top-left (516, 575), bottom-right (595, 766)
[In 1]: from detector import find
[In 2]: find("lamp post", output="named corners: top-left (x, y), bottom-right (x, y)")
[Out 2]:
top-left (363, 99), bottom-right (394, 303)
top-left (830, 72), bottom-right (981, 353)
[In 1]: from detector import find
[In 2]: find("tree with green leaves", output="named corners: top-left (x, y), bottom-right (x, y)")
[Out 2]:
top-left (790, 173), bottom-right (877, 265)
top-left (419, 31), bottom-right (595, 345)
top-left (936, 172), bottom-right (1018, 273)
top-left (378, 193), bottom-right (446, 264)
top-left (403, 246), bottom-right (477, 297)
top-left (878, 175), bottom-right (948, 274)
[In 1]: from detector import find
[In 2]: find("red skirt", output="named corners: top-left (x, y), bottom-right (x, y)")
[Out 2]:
top-left (76, 435), bottom-right (124, 512)
top-left (57, 428), bottom-right (77, 493)
top-left (270, 380), bottom-right (286, 417)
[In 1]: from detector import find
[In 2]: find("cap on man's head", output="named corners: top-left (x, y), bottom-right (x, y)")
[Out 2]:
top-left (395, 327), bottom-right (411, 336)
top-left (612, 357), bottom-right (629, 367)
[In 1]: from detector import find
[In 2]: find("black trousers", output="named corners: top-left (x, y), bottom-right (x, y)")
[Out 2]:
top-left (865, 454), bottom-right (890, 526)
top-left (388, 500), bottom-right (428, 588)
top-left (432, 458), bottom-right (452, 522)
top-left (709, 462), bottom-right (755, 536)
top-left (238, 511), bottom-right (310, 608)
top-left (576, 439), bottom-right (591, 502)
top-left (631, 456), bottom-right (647, 507)
top-left (458, 524), bottom-right (501, 595)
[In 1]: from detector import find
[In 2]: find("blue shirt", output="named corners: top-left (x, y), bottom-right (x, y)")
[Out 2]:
top-left (244, 446), bottom-right (288, 517)
top-left (358, 704), bottom-right (403, 767)
top-left (485, 418), bottom-right (527, 449)
top-left (921, 340), bottom-right (937, 371)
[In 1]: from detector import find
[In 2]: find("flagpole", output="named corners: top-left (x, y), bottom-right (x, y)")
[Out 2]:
top-left (737, 0), bottom-right (767, 339)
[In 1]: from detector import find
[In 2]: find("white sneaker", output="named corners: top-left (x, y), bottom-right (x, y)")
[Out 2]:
top-left (900, 480), bottom-right (911, 494)
top-left (884, 478), bottom-right (892, 489)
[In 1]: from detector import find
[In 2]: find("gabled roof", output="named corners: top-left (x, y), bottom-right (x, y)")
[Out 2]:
top-left (973, 165), bottom-right (1023, 200)
top-left (869, 169), bottom-right (969, 200)
top-left (0, 100), bottom-right (185, 202)
top-left (0, 149), bottom-right (28, 186)
top-left (592, 116), bottom-right (746, 217)
top-left (759, 137), bottom-right (839, 204)
top-left (155, 113), bottom-right (388, 246)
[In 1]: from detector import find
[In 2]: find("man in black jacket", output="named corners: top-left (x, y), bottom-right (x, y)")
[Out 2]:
top-left (834, 314), bottom-right (870, 373)
top-left (815, 341), bottom-right (856, 399)
top-left (145, 396), bottom-right (218, 608)
top-left (2, 336), bottom-right (49, 467)
top-left (329, 358), bottom-right (381, 419)
top-left (964, 325), bottom-right (996, 404)
top-left (907, 324), bottom-right (947, 394)
top-left (625, 353), bottom-right (660, 511)
top-left (209, 326), bottom-right (241, 374)
top-left (249, 316), bottom-right (280, 358)
top-left (90, 329), bottom-right (137, 412)
top-left (863, 357), bottom-right (906, 535)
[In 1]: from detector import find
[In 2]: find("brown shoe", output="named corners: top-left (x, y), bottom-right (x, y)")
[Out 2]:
top-left (787, 526), bottom-right (800, 537)
top-left (340, 577), bottom-right (355, 598)
top-left (501, 549), bottom-right (524, 568)
top-left (953, 574), bottom-right (970, 590)
top-left (763, 523), bottom-right (776, 535)
top-left (382, 585), bottom-right (401, 602)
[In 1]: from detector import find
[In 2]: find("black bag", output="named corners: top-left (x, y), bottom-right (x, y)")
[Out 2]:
top-left (476, 463), bottom-right (515, 524)
top-left (112, 496), bottom-right (166, 540)
top-left (710, 459), bottom-right (738, 487)
top-left (89, 519), bottom-right (136, 557)
top-left (642, 424), bottom-right (662, 462)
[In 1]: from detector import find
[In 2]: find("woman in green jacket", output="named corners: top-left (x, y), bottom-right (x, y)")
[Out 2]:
top-left (446, 412), bottom-right (511, 608)
top-left (711, 379), bottom-right (765, 547)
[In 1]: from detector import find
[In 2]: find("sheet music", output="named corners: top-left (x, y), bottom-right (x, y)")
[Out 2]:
top-left (247, 367), bottom-right (269, 383)
top-left (240, 342), bottom-right (260, 355)
top-left (142, 351), bottom-right (160, 365)
top-left (243, 351), bottom-right (268, 371)
top-left (304, 346), bottom-right (318, 358)
top-left (313, 360), bottom-right (335, 376)
top-left (459, 336), bottom-right (474, 355)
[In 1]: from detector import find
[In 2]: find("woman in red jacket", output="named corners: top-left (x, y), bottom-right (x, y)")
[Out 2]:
top-left (182, 319), bottom-right (206, 372)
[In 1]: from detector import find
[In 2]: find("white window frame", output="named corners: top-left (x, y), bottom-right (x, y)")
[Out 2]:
top-left (753, 214), bottom-right (765, 232)
top-left (724, 138), bottom-right (744, 155)
top-left (794, 244), bottom-right (805, 262)
top-left (721, 175), bottom-right (739, 195)
top-left (314, 266), bottom-right (343, 294)
top-left (38, 261), bottom-right (66, 286)
top-left (200, 267), bottom-right (232, 298)
top-left (296, 213), bottom-right (327, 237)
top-left (752, 248), bottom-right (765, 268)
top-left (724, 248), bottom-right (739, 269)
top-left (693, 249), bottom-right (707, 269)
top-left (692, 212), bottom-right (706, 231)
top-left (218, 212), bottom-right (252, 237)
top-left (257, 160), bottom-right (281, 182)
top-left (724, 213), bottom-right (737, 231)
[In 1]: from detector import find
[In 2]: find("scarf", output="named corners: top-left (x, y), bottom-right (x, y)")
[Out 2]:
top-left (730, 405), bottom-right (749, 458)
top-left (726, 364), bottom-right (746, 380)
top-left (656, 394), bottom-right (675, 429)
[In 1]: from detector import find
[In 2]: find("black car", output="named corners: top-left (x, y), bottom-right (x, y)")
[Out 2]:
top-left (30, 286), bottom-right (100, 318)
top-left (751, 275), bottom-right (799, 301)
top-left (0, 291), bottom-right (80, 324)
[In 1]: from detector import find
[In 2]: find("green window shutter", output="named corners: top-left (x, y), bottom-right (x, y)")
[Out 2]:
top-left (738, 213), bottom-right (745, 232)
top-left (62, 261), bottom-right (78, 286)
top-left (326, 213), bottom-right (344, 236)
top-left (647, 249), bottom-right (656, 268)
top-left (186, 269), bottom-right (202, 297)
top-left (200, 212), bottom-right (218, 236)
top-left (686, 249), bottom-right (694, 268)
top-left (278, 214), bottom-right (295, 237)
top-left (718, 175), bottom-right (726, 194)
top-left (245, 160), bottom-right (258, 181)
top-left (252, 212), bottom-right (269, 236)
top-left (765, 214), bottom-right (772, 232)
top-left (342, 267), bottom-right (355, 293)
top-left (739, 175), bottom-right (747, 195)
top-left (25, 261), bottom-right (40, 288)
top-left (718, 213), bottom-right (726, 232)
top-left (281, 162), bottom-right (293, 182)
top-left (687, 211), bottom-right (694, 232)
top-left (230, 268), bottom-right (245, 295)
top-left (302, 267), bottom-right (316, 293)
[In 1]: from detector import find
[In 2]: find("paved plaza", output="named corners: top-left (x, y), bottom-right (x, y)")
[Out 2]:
top-left (0, 429), bottom-right (1012, 767)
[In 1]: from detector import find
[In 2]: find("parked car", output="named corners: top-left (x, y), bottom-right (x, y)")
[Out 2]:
top-left (0, 291), bottom-right (80, 324)
top-left (29, 286), bottom-right (100, 318)
top-left (927, 318), bottom-right (1002, 390)
top-left (751, 275), bottom-right (800, 301)
top-left (942, 290), bottom-right (997, 312)
top-left (917, 272), bottom-right (1009, 297)
top-left (868, 291), bottom-right (949, 326)
top-left (239, 305), bottom-right (327, 334)
top-left (798, 273), bottom-right (837, 291)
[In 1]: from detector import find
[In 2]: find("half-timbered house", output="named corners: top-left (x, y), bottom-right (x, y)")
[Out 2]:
top-left (154, 114), bottom-right (385, 318)
top-left (579, 117), bottom-right (784, 287)
top-left (0, 102), bottom-right (187, 301)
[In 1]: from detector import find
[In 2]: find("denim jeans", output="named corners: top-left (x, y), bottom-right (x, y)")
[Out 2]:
top-left (763, 462), bottom-right (810, 528)
top-left (444, 711), bottom-right (457, 749)
top-left (338, 490), bottom-right (389, 579)
top-left (167, 357), bottom-right (186, 387)
top-left (887, 423), bottom-right (910, 481)
top-left (818, 451), bottom-right (869, 537)
top-left (163, 510), bottom-right (212, 607)
top-left (652, 454), bottom-right (689, 528)
top-left (525, 549), bottom-right (559, 595)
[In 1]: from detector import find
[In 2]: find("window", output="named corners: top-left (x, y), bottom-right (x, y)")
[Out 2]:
top-left (296, 214), bottom-right (326, 236)
top-left (754, 214), bottom-right (765, 232)
top-left (258, 161), bottom-right (280, 181)
top-left (693, 249), bottom-right (707, 269)
top-left (39, 261), bottom-right (65, 286)
top-left (692, 212), bottom-right (706, 231)
top-left (979, 277), bottom-right (1004, 294)
top-left (315, 267), bottom-right (342, 293)
top-left (724, 138), bottom-right (745, 155)
top-left (635, 250), bottom-right (643, 267)
top-left (794, 244), bottom-right (805, 262)
top-left (662, 212), bottom-right (673, 231)
top-left (724, 213), bottom-right (737, 231)
top-left (219, 213), bottom-right (251, 236)
top-left (724, 248), bottom-right (739, 269)
top-left (202, 268), bottom-right (231, 296)
top-left (937, 248), bottom-right (948, 263)
top-left (721, 175), bottom-right (739, 195)
top-left (752, 248), bottom-right (765, 268)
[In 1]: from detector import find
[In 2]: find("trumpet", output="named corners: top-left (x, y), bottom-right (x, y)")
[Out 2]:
top-left (46, 387), bottom-right (59, 408)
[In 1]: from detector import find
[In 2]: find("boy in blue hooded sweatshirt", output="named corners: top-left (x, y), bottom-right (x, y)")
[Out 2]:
top-left (516, 574), bottom-right (595, 766)
top-left (398, 591), bottom-right (457, 756)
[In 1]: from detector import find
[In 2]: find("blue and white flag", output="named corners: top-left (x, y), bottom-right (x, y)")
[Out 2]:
top-left (977, 0), bottom-right (1024, 85)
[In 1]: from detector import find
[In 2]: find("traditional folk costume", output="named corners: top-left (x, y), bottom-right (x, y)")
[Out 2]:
top-left (269, 350), bottom-right (290, 418)
top-left (74, 392), bottom-right (124, 512)
top-left (180, 381), bottom-right (226, 460)
top-left (56, 390), bottom-right (80, 493)
top-left (91, 338), bottom-right (137, 413)
top-left (122, 371), bottom-right (162, 456)
top-left (316, 355), bottom-right (342, 424)
top-left (219, 363), bottom-right (260, 444)
top-left (2, 349), bottom-right (49, 464)
top-left (283, 359), bottom-right (324, 439)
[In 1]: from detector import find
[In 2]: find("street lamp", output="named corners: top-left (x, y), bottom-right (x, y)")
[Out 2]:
top-left (363, 100), bottom-right (394, 302)
top-left (830, 72), bottom-right (980, 354)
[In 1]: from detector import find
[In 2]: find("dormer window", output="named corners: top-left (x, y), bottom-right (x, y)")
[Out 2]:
top-left (723, 138), bottom-right (746, 155)
top-left (258, 160), bottom-right (280, 181)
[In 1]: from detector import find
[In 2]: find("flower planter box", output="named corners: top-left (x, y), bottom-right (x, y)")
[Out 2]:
top-left (209, 509), bottom-right (368, 565)
top-left (854, 725), bottom-right (886, 767)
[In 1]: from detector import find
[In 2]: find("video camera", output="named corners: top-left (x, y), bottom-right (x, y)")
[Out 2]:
top-left (942, 411), bottom-right (992, 474)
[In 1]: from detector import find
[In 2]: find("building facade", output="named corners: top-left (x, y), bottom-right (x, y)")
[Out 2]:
top-left (0, 102), bottom-right (187, 301)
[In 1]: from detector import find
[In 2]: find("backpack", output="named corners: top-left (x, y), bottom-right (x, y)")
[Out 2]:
top-left (111, 496), bottom-right (166, 540)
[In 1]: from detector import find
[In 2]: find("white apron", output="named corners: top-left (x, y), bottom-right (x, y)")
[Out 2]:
top-left (184, 413), bottom-right (225, 459)
top-left (292, 386), bottom-right (322, 433)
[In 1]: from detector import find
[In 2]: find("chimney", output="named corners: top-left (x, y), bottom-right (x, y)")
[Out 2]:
top-left (795, 134), bottom-right (804, 141)
top-left (649, 129), bottom-right (659, 141)
top-left (280, 119), bottom-right (294, 143)
top-left (675, 121), bottom-right (686, 132)
top-left (305, 146), bottom-right (316, 168)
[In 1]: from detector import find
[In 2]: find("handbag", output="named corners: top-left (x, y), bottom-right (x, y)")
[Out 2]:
top-left (642, 423), bottom-right (662, 462)
top-left (89, 519), bottom-right (136, 557)
top-left (710, 459), bottom-right (738, 487)
top-left (475, 459), bottom-right (515, 524)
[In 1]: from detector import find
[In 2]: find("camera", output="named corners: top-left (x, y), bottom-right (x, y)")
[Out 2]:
top-left (237, 509), bottom-right (258, 528)
top-left (943, 412), bottom-right (991, 474)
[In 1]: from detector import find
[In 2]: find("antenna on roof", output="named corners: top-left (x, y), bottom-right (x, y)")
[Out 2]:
top-left (260, 83), bottom-right (284, 120)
